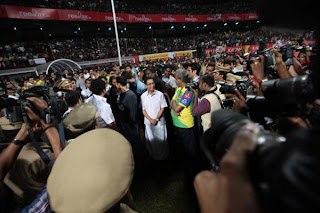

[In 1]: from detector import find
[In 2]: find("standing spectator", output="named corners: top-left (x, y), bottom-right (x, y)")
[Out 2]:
top-left (76, 71), bottom-right (86, 90)
top-left (81, 78), bottom-right (92, 101)
top-left (162, 65), bottom-right (177, 93)
top-left (187, 63), bottom-right (201, 83)
top-left (213, 70), bottom-right (227, 83)
top-left (205, 64), bottom-right (215, 75)
top-left (116, 76), bottom-right (140, 153)
top-left (170, 69), bottom-right (198, 172)
top-left (83, 69), bottom-right (90, 79)
top-left (63, 90), bottom-right (83, 118)
top-left (85, 79), bottom-right (117, 130)
top-left (141, 77), bottom-right (169, 160)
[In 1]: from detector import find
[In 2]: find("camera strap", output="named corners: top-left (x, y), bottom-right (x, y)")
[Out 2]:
top-left (21, 104), bottom-right (51, 164)
top-left (204, 87), bottom-right (225, 109)
top-left (49, 87), bottom-right (66, 149)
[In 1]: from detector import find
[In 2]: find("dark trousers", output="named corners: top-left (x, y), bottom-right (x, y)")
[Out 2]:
top-left (176, 126), bottom-right (199, 164)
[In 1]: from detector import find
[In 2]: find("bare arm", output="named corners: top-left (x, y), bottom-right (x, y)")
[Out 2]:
top-left (273, 49), bottom-right (292, 79)
top-left (0, 124), bottom-right (28, 181)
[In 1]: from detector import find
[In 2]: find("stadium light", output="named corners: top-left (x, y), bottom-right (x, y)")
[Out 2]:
top-left (40, 27), bottom-right (43, 31)
top-left (204, 24), bottom-right (207, 27)
top-left (257, 20), bottom-right (260, 23)
top-left (98, 27), bottom-right (100, 31)
top-left (13, 27), bottom-right (17, 31)
top-left (183, 25), bottom-right (186, 29)
top-left (171, 26), bottom-right (174, 29)
top-left (224, 23), bottom-right (228, 26)
top-left (124, 27), bottom-right (127, 31)
top-left (149, 26), bottom-right (152, 30)
top-left (235, 22), bottom-right (239, 25)
top-left (78, 27), bottom-right (81, 31)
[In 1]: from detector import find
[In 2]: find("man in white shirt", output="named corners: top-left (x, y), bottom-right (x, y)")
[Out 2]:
top-left (85, 79), bottom-right (117, 130)
top-left (141, 77), bottom-right (169, 160)
top-left (81, 79), bottom-right (92, 101)
top-left (162, 65), bottom-right (177, 89)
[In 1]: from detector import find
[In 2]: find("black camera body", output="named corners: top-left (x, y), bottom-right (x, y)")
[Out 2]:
top-left (280, 43), bottom-right (295, 66)
top-left (186, 82), bottom-right (199, 90)
top-left (0, 86), bottom-right (54, 124)
top-left (219, 79), bottom-right (252, 98)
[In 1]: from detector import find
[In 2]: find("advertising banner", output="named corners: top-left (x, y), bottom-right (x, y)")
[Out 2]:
top-left (1, 5), bottom-right (259, 23)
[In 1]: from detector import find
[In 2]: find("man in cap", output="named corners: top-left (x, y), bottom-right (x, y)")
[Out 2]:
top-left (21, 129), bottom-right (137, 213)
top-left (63, 103), bottom-right (98, 143)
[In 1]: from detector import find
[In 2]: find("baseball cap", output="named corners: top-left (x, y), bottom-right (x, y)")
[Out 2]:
top-left (47, 128), bottom-right (135, 212)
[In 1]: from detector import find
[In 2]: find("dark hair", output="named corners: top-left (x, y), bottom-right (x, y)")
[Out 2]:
top-left (191, 63), bottom-right (201, 75)
top-left (144, 76), bottom-right (154, 85)
top-left (64, 90), bottom-right (81, 107)
top-left (85, 78), bottom-right (92, 83)
top-left (123, 71), bottom-right (133, 80)
top-left (109, 76), bottom-right (116, 85)
top-left (90, 79), bottom-right (105, 95)
top-left (201, 75), bottom-right (215, 87)
top-left (218, 71), bottom-right (227, 80)
top-left (116, 76), bottom-right (127, 86)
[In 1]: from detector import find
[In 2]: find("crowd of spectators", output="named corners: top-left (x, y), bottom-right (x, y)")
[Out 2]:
top-left (0, 0), bottom-right (256, 14)
top-left (0, 29), bottom-right (315, 70)
top-left (1, 32), bottom-right (319, 211)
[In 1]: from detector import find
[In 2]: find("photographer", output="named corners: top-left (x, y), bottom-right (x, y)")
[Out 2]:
top-left (0, 97), bottom-right (62, 212)
top-left (192, 75), bottom-right (225, 132)
top-left (194, 123), bottom-right (260, 213)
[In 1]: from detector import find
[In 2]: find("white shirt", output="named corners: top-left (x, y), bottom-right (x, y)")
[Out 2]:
top-left (85, 94), bottom-right (115, 126)
top-left (84, 73), bottom-right (90, 79)
top-left (162, 75), bottom-right (177, 88)
top-left (141, 90), bottom-right (167, 126)
top-left (81, 88), bottom-right (92, 100)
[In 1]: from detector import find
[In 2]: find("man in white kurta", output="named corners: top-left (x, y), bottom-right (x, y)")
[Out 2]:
top-left (141, 77), bottom-right (169, 160)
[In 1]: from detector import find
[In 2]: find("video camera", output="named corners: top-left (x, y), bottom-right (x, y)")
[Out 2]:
top-left (219, 79), bottom-right (253, 98)
top-left (0, 86), bottom-right (55, 124)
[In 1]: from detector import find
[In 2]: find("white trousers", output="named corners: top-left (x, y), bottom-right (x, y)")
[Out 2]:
top-left (145, 124), bottom-right (169, 160)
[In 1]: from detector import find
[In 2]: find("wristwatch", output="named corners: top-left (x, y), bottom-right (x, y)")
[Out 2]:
top-left (11, 138), bottom-right (26, 146)
top-left (156, 118), bottom-right (160, 122)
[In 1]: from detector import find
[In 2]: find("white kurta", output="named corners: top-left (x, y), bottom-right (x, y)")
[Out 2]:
top-left (141, 90), bottom-right (169, 160)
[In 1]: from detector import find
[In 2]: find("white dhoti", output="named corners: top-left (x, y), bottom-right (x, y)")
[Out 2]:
top-left (145, 124), bottom-right (169, 160)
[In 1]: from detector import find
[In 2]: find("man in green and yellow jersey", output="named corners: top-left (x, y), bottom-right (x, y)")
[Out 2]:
top-left (170, 69), bottom-right (199, 165)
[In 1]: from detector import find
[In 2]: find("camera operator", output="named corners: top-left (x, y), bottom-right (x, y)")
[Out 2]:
top-left (194, 123), bottom-right (260, 213)
top-left (0, 97), bottom-right (62, 212)
top-left (192, 75), bottom-right (226, 132)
